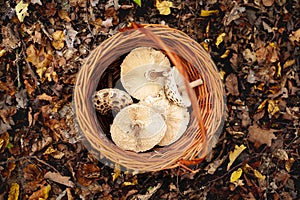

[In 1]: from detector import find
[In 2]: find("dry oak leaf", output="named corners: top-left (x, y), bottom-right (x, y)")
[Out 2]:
top-left (248, 123), bottom-right (277, 147)
top-left (44, 171), bottom-right (75, 188)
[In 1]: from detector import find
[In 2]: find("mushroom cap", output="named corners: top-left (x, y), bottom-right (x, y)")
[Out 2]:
top-left (110, 104), bottom-right (167, 152)
top-left (158, 105), bottom-right (190, 146)
top-left (93, 88), bottom-right (133, 114)
top-left (140, 91), bottom-right (190, 146)
top-left (164, 67), bottom-right (191, 107)
top-left (121, 47), bottom-right (171, 100)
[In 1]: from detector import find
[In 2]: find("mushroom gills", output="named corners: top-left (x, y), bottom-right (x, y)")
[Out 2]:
top-left (110, 104), bottom-right (167, 152)
top-left (93, 88), bottom-right (133, 114)
top-left (120, 47), bottom-right (171, 100)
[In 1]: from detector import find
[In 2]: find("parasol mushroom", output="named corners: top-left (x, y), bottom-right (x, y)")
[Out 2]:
top-left (93, 88), bottom-right (133, 114)
top-left (110, 104), bottom-right (167, 152)
top-left (164, 67), bottom-right (203, 107)
top-left (120, 47), bottom-right (171, 100)
top-left (140, 91), bottom-right (190, 146)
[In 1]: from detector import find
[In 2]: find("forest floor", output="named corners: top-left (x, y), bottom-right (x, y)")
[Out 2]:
top-left (0, 0), bottom-right (299, 199)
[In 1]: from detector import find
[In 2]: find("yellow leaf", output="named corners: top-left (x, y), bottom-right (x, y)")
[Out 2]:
top-left (285, 158), bottom-right (295, 172)
top-left (123, 176), bottom-right (138, 186)
top-left (216, 33), bottom-right (226, 48)
top-left (43, 146), bottom-right (56, 155)
top-left (0, 48), bottom-right (6, 58)
top-left (0, 132), bottom-right (9, 153)
top-left (8, 183), bottom-right (20, 200)
top-left (257, 99), bottom-right (267, 112)
top-left (230, 168), bottom-right (243, 183)
top-left (253, 169), bottom-right (266, 180)
top-left (227, 144), bottom-right (246, 170)
top-left (156, 0), bottom-right (173, 15)
top-left (29, 184), bottom-right (51, 200)
top-left (220, 49), bottom-right (230, 58)
top-left (268, 100), bottom-right (280, 116)
top-left (112, 164), bottom-right (121, 181)
top-left (15, 1), bottom-right (29, 22)
top-left (200, 10), bottom-right (219, 17)
top-left (52, 30), bottom-right (65, 50)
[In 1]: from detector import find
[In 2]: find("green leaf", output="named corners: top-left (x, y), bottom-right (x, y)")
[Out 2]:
top-left (133, 0), bottom-right (141, 7)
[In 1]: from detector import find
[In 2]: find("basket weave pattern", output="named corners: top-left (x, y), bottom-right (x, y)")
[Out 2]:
top-left (74, 25), bottom-right (225, 172)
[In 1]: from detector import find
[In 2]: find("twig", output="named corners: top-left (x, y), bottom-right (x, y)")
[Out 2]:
top-left (0, 155), bottom-right (59, 173)
top-left (37, 20), bottom-right (53, 41)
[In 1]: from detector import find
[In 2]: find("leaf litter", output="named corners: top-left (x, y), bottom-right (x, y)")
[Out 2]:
top-left (0, 0), bottom-right (299, 199)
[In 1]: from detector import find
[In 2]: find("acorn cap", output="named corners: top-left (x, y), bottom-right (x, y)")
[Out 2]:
top-left (110, 104), bottom-right (167, 152)
top-left (121, 47), bottom-right (171, 100)
top-left (93, 88), bottom-right (133, 114)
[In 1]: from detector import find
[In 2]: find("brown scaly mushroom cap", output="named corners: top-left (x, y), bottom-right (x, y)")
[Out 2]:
top-left (110, 104), bottom-right (167, 152)
top-left (120, 47), bottom-right (171, 100)
top-left (164, 67), bottom-right (203, 107)
top-left (93, 88), bottom-right (133, 114)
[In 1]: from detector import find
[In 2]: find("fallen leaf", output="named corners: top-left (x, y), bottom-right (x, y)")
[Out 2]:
top-left (242, 48), bottom-right (257, 63)
top-left (220, 49), bottom-right (230, 58)
top-left (227, 144), bottom-right (247, 170)
top-left (76, 163), bottom-right (101, 187)
top-left (248, 123), bottom-right (277, 147)
top-left (200, 10), bottom-right (219, 17)
top-left (223, 3), bottom-right (246, 26)
top-left (289, 28), bottom-right (300, 44)
top-left (8, 183), bottom-right (19, 200)
top-left (225, 73), bottom-right (239, 96)
top-left (112, 164), bottom-right (121, 181)
top-left (28, 184), bottom-right (51, 200)
top-left (133, 0), bottom-right (141, 7)
top-left (205, 156), bottom-right (227, 174)
top-left (65, 24), bottom-right (78, 49)
top-left (37, 93), bottom-right (54, 101)
top-left (262, 0), bottom-right (274, 7)
top-left (0, 132), bottom-right (9, 153)
top-left (216, 33), bottom-right (225, 48)
top-left (15, 1), bottom-right (29, 22)
top-left (58, 10), bottom-right (71, 22)
top-left (253, 169), bottom-right (266, 180)
top-left (52, 30), bottom-right (65, 50)
top-left (31, 0), bottom-right (42, 5)
top-left (23, 164), bottom-right (43, 181)
top-left (285, 158), bottom-right (295, 172)
top-left (133, 183), bottom-right (161, 199)
top-left (230, 168), bottom-right (243, 183)
top-left (44, 171), bottom-right (75, 188)
top-left (156, 0), bottom-right (173, 15)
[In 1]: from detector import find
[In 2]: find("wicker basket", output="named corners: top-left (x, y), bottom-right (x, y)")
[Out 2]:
top-left (74, 24), bottom-right (225, 172)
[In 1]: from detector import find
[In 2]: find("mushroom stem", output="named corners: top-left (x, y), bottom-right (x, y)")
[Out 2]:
top-left (178, 78), bottom-right (203, 92)
top-left (146, 70), bottom-right (169, 81)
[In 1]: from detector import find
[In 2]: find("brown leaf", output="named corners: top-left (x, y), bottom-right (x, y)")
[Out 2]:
top-left (225, 73), bottom-right (240, 96)
top-left (76, 163), bottom-right (101, 187)
top-left (262, 0), bottom-right (274, 7)
top-left (52, 30), bottom-right (65, 50)
top-left (248, 123), bottom-right (277, 147)
top-left (23, 164), bottom-right (43, 181)
top-left (44, 171), bottom-right (75, 188)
